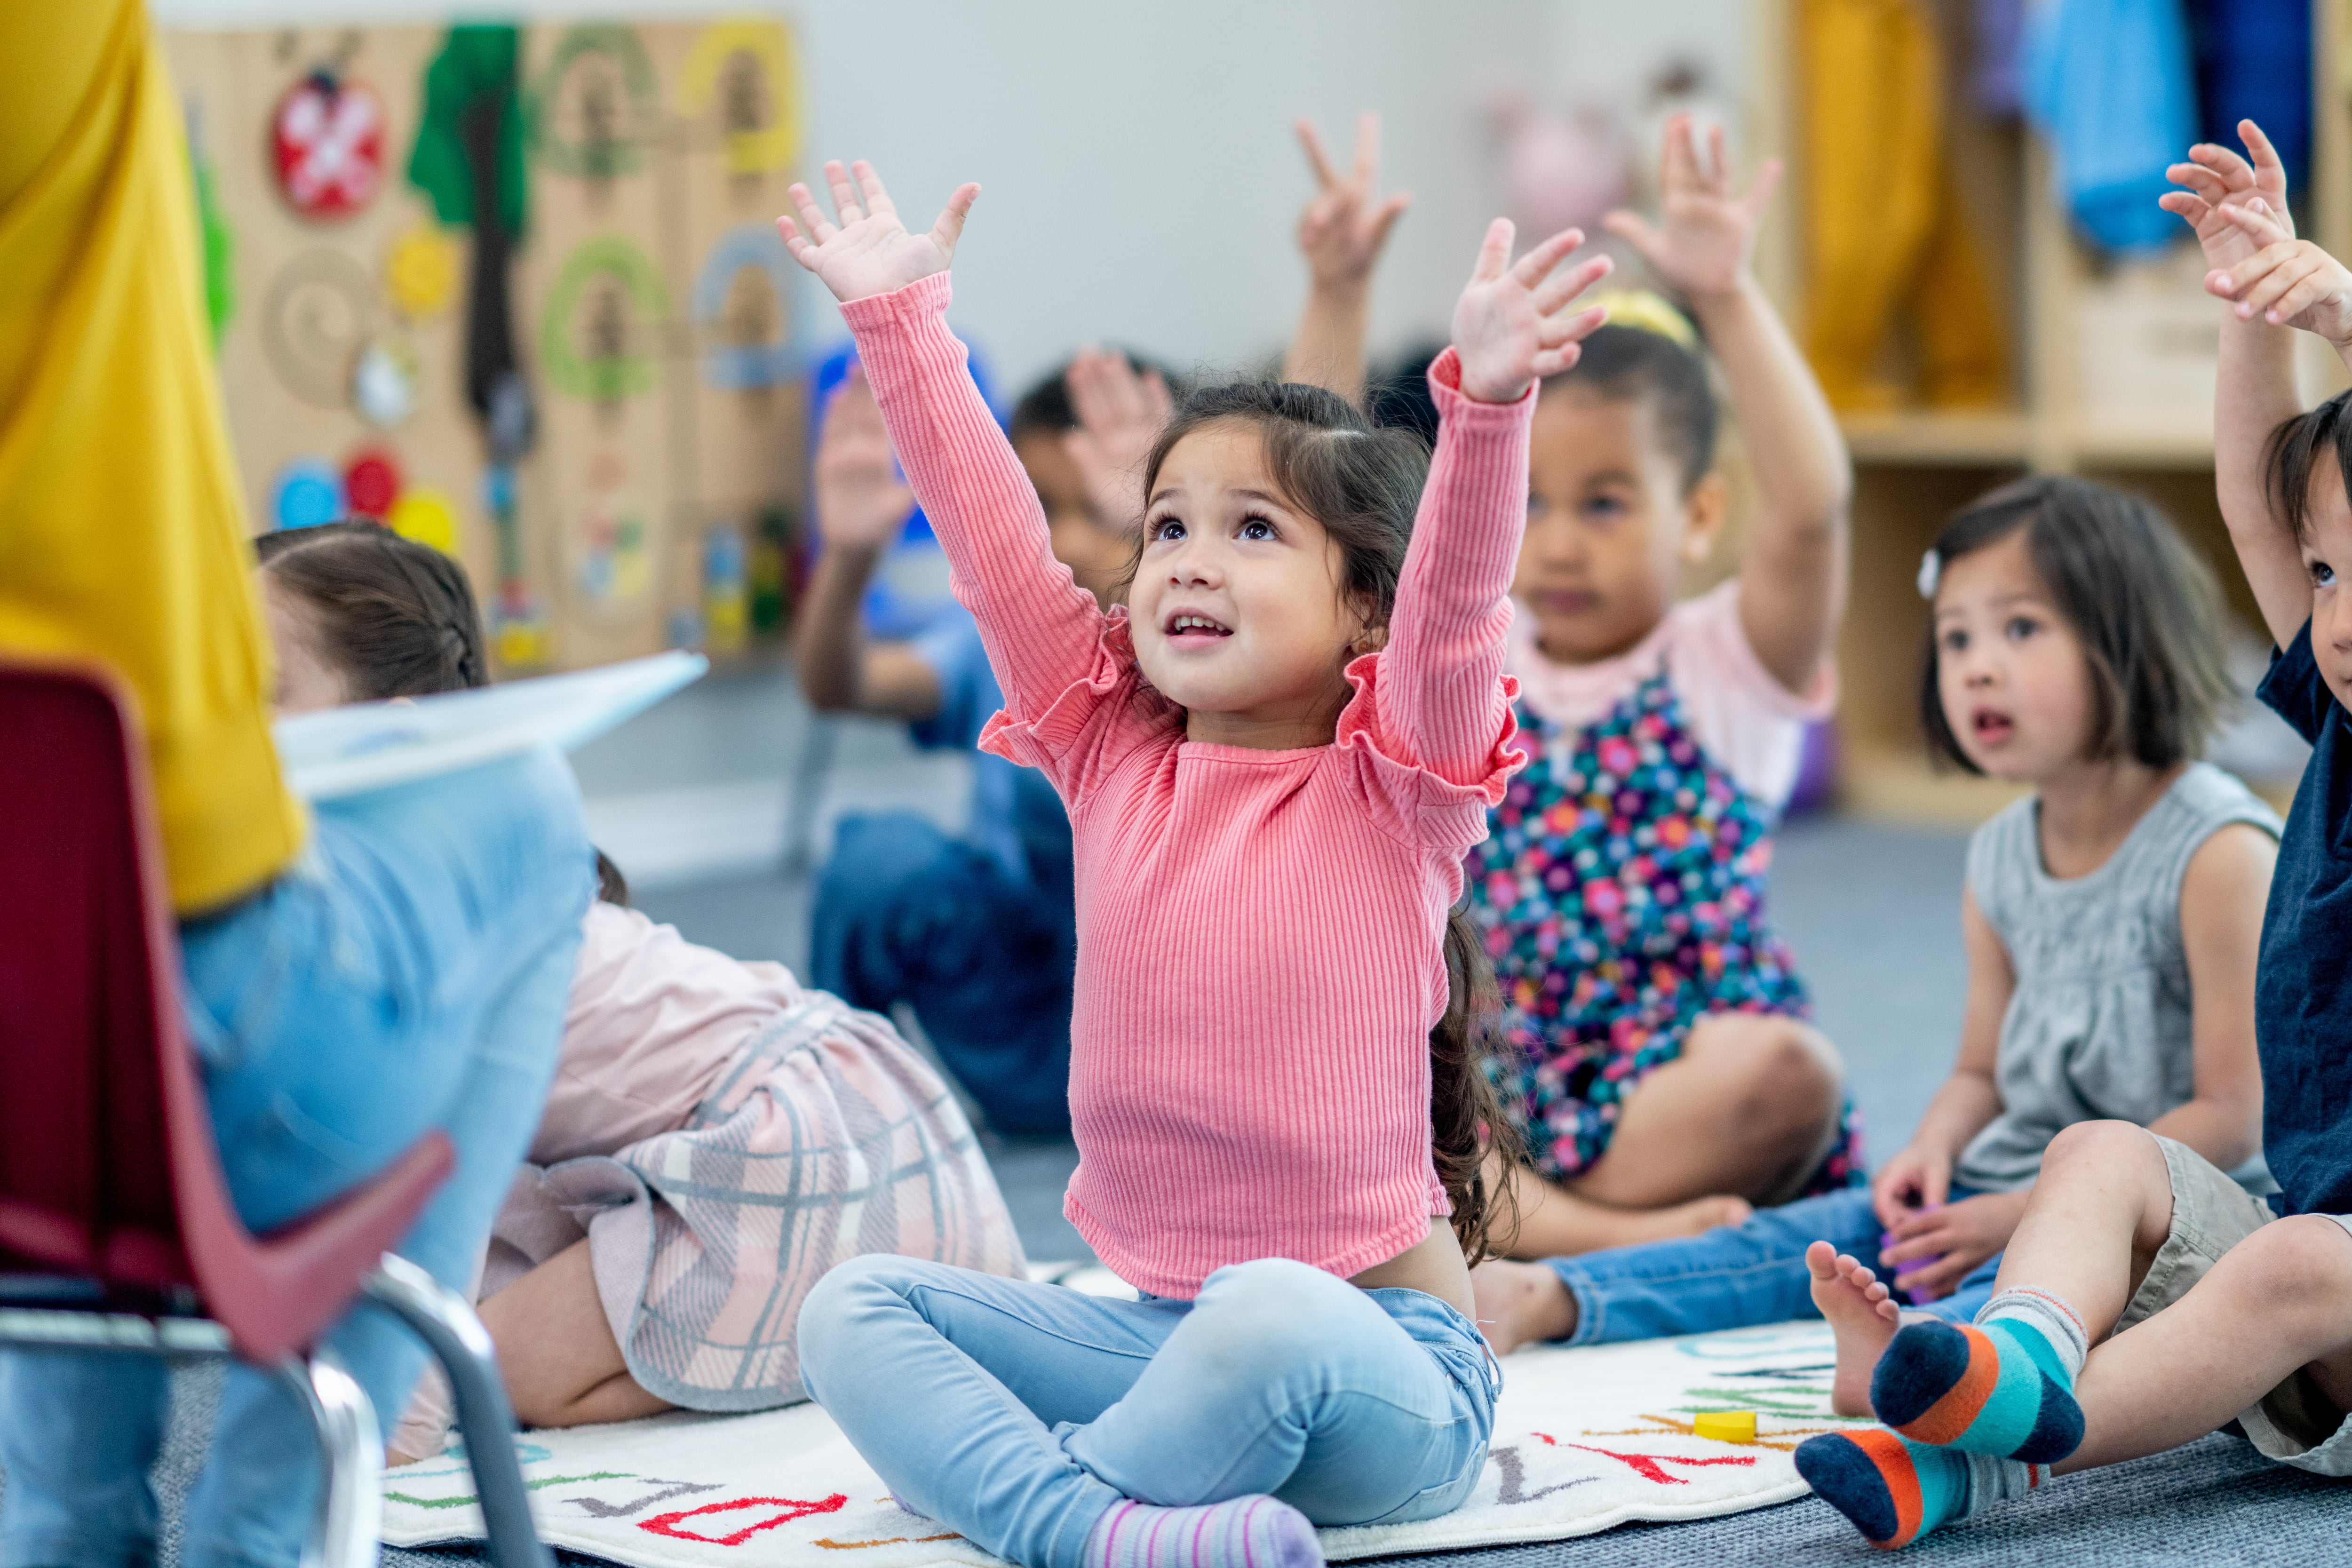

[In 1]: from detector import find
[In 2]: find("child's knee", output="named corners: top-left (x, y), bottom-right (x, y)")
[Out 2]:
top-left (2226, 1216), bottom-right (2352, 1316)
top-left (2041, 1119), bottom-right (2162, 1178)
top-left (1712, 1018), bottom-right (1843, 1140)
top-left (1189, 1258), bottom-right (1363, 1373)
top-left (799, 1254), bottom-right (938, 1384)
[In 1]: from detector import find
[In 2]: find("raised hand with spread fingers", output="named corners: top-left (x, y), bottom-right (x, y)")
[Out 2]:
top-left (1062, 349), bottom-right (1172, 533)
top-left (777, 159), bottom-right (979, 304)
top-left (2205, 198), bottom-right (2352, 348)
top-left (1604, 112), bottom-right (1780, 304)
top-left (2161, 118), bottom-right (2295, 275)
top-left (1449, 220), bottom-right (1614, 404)
top-left (1283, 113), bottom-right (1411, 406)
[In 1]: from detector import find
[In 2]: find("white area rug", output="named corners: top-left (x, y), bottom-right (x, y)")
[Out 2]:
top-left (383, 1308), bottom-right (1860, 1566)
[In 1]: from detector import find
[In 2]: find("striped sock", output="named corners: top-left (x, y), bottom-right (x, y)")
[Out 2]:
top-left (1796, 1430), bottom-right (2045, 1548)
top-left (1082, 1496), bottom-right (1322, 1568)
top-left (1868, 1289), bottom-right (2088, 1463)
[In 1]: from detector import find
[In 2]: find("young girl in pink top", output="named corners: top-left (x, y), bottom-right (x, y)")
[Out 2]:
top-left (780, 161), bottom-right (1611, 1568)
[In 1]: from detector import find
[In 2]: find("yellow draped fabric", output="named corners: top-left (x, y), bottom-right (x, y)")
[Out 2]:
top-left (0, 0), bottom-right (304, 912)
top-left (1800, 0), bottom-right (2009, 411)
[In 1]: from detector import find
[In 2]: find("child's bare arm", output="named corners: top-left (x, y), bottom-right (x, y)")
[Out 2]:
top-left (1871, 887), bottom-right (2010, 1227)
top-left (792, 369), bottom-right (943, 720)
top-left (2149, 824), bottom-right (2274, 1171)
top-left (1606, 114), bottom-right (1851, 696)
top-left (2164, 122), bottom-right (2316, 648)
top-left (1282, 114), bottom-right (1409, 406)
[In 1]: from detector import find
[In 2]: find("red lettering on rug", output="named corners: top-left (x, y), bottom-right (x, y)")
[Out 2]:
top-left (640, 1493), bottom-right (850, 1546)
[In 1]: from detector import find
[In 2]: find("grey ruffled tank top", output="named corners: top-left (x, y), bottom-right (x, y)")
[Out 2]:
top-left (1955, 762), bottom-right (2282, 1193)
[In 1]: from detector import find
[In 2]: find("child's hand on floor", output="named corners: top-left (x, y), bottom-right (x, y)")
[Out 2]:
top-left (2204, 198), bottom-right (2352, 349)
top-left (1869, 1142), bottom-right (1952, 1230)
top-left (1603, 113), bottom-right (1779, 305)
top-left (1062, 350), bottom-right (1171, 533)
top-left (2162, 118), bottom-right (2294, 274)
top-left (814, 367), bottom-right (915, 551)
top-left (779, 159), bottom-right (978, 304)
top-left (1878, 1189), bottom-right (2028, 1301)
top-left (1293, 114), bottom-right (1411, 296)
top-left (1450, 221), bottom-right (1613, 404)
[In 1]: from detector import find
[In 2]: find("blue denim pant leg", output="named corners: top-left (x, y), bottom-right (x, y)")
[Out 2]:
top-left (812, 812), bottom-right (1073, 1136)
top-left (0, 748), bottom-right (591, 1568)
top-left (798, 1256), bottom-right (1496, 1568)
top-left (1547, 1186), bottom-right (2010, 1346)
top-left (1548, 1188), bottom-right (1886, 1345)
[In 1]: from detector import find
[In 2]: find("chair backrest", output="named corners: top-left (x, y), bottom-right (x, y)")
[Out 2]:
top-left (0, 660), bottom-right (194, 1290)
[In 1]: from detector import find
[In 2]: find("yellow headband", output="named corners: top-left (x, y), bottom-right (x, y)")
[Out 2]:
top-left (1584, 288), bottom-right (1699, 351)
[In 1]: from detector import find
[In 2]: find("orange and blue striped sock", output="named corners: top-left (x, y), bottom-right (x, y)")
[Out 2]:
top-left (1795, 1430), bottom-right (2045, 1549)
top-left (1869, 1289), bottom-right (2088, 1464)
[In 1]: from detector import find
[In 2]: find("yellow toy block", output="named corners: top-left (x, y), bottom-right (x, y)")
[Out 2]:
top-left (1692, 1410), bottom-right (1758, 1444)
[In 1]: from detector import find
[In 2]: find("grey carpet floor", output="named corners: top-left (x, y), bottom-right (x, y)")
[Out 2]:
top-left (10, 816), bottom-right (2346, 1561)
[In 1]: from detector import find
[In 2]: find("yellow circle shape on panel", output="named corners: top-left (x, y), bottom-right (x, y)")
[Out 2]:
top-left (385, 225), bottom-right (461, 319)
top-left (388, 487), bottom-right (461, 555)
top-left (678, 19), bottom-right (798, 176)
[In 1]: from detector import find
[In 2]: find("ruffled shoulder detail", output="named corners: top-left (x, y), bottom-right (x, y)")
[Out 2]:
top-left (978, 608), bottom-right (1179, 808)
top-left (1331, 651), bottom-right (1525, 852)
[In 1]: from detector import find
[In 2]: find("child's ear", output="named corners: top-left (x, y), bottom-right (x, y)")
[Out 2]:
top-left (1678, 472), bottom-right (1732, 565)
top-left (1350, 611), bottom-right (1391, 658)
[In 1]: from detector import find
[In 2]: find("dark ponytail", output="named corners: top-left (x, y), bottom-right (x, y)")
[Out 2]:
top-left (254, 521), bottom-right (489, 699)
top-left (1129, 381), bottom-right (1526, 1259)
top-left (1434, 906), bottom-right (1523, 1262)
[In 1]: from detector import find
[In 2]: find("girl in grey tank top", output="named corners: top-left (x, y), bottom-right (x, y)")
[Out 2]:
top-left (1955, 762), bottom-right (2281, 1193)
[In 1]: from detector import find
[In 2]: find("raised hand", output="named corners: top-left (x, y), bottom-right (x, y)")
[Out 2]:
top-left (2205, 199), bottom-right (2352, 347)
top-left (812, 367), bottom-right (914, 551)
top-left (2162, 119), bottom-right (2294, 272)
top-left (1450, 220), bottom-right (1615, 403)
top-left (777, 159), bottom-right (978, 304)
top-left (1604, 114), bottom-right (1779, 303)
top-left (1295, 113), bottom-right (1412, 293)
top-left (1062, 349), bottom-right (1172, 530)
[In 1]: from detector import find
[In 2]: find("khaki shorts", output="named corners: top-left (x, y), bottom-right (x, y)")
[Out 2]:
top-left (2127, 1134), bottom-right (2352, 1476)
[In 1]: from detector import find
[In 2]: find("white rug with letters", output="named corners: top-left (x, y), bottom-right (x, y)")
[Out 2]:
top-left (383, 1300), bottom-right (1853, 1566)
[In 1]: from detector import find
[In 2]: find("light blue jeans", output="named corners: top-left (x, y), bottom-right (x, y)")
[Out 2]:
top-left (798, 1255), bottom-right (1499, 1568)
top-left (0, 748), bottom-right (592, 1568)
top-left (1547, 1186), bottom-right (2003, 1346)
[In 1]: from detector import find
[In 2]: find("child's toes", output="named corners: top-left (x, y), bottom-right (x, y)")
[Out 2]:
top-left (1804, 1240), bottom-right (1840, 1281)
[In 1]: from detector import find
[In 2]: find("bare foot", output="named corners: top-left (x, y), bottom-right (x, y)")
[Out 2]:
top-left (1471, 1258), bottom-right (1578, 1353)
top-left (1806, 1240), bottom-right (1900, 1417)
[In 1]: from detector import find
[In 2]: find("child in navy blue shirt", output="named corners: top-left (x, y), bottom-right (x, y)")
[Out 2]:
top-left (1796, 118), bottom-right (2352, 1549)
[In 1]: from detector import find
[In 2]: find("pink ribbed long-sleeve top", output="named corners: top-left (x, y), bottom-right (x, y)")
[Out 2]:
top-left (843, 274), bottom-right (1529, 1298)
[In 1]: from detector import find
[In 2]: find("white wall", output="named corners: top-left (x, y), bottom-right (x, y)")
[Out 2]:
top-left (153, 0), bottom-right (1747, 396)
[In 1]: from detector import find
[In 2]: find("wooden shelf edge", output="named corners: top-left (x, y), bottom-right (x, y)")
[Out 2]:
top-left (1839, 411), bottom-right (2034, 467)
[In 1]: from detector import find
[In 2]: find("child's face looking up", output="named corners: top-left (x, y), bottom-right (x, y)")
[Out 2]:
top-left (2298, 459), bottom-right (2352, 709)
top-left (1015, 431), bottom-right (1132, 612)
top-left (1932, 530), bottom-right (2095, 782)
top-left (1130, 420), bottom-right (1375, 748)
top-left (1515, 387), bottom-right (1727, 665)
top-left (260, 570), bottom-right (350, 716)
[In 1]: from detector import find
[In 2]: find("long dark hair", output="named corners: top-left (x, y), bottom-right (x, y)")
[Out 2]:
top-left (1917, 477), bottom-right (2233, 773)
top-left (1128, 381), bottom-right (1527, 1261)
top-left (257, 520), bottom-right (630, 905)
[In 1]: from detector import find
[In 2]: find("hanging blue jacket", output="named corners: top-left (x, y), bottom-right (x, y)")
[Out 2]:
top-left (2025, 0), bottom-right (2198, 254)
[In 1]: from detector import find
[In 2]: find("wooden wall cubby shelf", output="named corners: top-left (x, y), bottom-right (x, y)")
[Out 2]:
top-left (1745, 0), bottom-right (2352, 824)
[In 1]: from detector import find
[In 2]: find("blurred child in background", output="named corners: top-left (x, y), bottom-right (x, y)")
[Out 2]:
top-left (1464, 116), bottom-right (1861, 1260)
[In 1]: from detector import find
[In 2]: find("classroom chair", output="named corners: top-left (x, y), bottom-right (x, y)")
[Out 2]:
top-left (0, 657), bottom-right (549, 1568)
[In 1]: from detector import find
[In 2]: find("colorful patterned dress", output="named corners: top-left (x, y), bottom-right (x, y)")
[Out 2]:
top-left (1466, 586), bottom-right (1864, 1190)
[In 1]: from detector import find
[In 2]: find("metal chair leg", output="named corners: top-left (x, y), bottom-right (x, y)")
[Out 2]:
top-left (363, 1254), bottom-right (553, 1568)
top-left (276, 1348), bottom-right (381, 1568)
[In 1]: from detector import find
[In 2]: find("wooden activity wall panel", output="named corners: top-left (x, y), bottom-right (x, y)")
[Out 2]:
top-left (165, 18), bottom-right (812, 673)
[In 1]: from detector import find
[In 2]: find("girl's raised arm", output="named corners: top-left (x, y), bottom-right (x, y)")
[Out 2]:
top-left (779, 161), bottom-right (1105, 714)
top-left (2163, 123), bottom-right (2316, 649)
top-left (1379, 222), bottom-right (1610, 785)
top-left (1605, 115), bottom-right (1850, 697)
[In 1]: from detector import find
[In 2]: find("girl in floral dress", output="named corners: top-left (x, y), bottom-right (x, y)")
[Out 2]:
top-left (1467, 117), bottom-right (1863, 1278)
